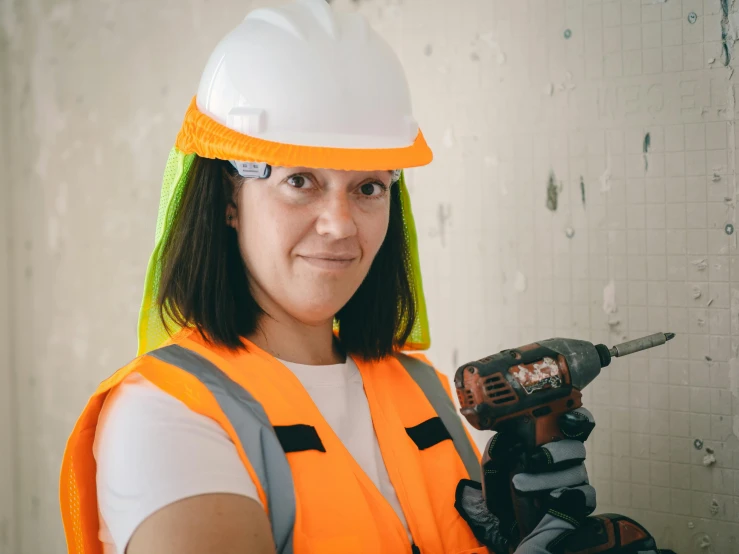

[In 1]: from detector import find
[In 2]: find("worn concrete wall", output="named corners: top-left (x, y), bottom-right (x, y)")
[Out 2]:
top-left (410, 1), bottom-right (739, 551)
top-left (2, 0), bottom-right (739, 552)
top-left (0, 1), bottom-right (17, 551)
top-left (0, 0), bottom-right (240, 550)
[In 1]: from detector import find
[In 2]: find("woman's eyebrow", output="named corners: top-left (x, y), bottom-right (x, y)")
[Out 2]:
top-left (275, 167), bottom-right (392, 180)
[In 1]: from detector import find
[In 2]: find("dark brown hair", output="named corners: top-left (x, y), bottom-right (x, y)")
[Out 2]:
top-left (158, 156), bottom-right (417, 361)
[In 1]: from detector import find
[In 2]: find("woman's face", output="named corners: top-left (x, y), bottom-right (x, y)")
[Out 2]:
top-left (228, 166), bottom-right (394, 326)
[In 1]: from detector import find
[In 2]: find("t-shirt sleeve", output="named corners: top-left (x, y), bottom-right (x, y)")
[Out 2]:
top-left (93, 372), bottom-right (262, 554)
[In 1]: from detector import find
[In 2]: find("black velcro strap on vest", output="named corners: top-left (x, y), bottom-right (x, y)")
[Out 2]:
top-left (405, 417), bottom-right (452, 450)
top-left (273, 424), bottom-right (326, 453)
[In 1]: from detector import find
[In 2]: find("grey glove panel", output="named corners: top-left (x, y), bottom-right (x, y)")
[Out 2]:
top-left (513, 512), bottom-right (576, 554)
top-left (540, 440), bottom-right (586, 465)
top-left (512, 463), bottom-right (588, 493)
top-left (455, 480), bottom-right (511, 552)
top-left (459, 482), bottom-right (499, 529)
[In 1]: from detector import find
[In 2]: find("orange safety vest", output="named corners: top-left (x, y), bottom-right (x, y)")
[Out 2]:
top-left (60, 329), bottom-right (487, 554)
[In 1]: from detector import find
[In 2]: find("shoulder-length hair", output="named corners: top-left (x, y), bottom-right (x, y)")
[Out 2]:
top-left (158, 156), bottom-right (417, 361)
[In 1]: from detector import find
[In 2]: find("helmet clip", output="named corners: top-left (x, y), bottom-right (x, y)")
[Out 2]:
top-left (230, 160), bottom-right (272, 179)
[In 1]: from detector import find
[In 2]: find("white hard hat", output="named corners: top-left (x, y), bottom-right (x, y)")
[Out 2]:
top-left (196, 0), bottom-right (421, 152)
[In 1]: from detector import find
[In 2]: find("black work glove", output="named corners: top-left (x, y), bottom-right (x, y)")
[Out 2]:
top-left (456, 487), bottom-right (677, 554)
top-left (456, 407), bottom-right (597, 552)
top-left (455, 407), bottom-right (678, 553)
top-left (457, 482), bottom-right (599, 552)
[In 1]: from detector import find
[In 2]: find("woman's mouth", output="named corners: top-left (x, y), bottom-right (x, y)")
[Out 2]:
top-left (298, 255), bottom-right (355, 270)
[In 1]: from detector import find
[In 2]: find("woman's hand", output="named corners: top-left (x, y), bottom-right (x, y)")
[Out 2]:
top-left (456, 408), bottom-right (597, 553)
top-left (455, 408), bottom-right (675, 553)
top-left (456, 478), bottom-right (674, 554)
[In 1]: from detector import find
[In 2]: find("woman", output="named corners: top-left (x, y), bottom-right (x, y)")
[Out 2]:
top-left (60, 1), bottom-right (486, 552)
top-left (60, 1), bottom-right (600, 553)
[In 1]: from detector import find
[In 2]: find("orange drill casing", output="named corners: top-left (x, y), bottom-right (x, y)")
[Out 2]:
top-left (453, 339), bottom-right (603, 449)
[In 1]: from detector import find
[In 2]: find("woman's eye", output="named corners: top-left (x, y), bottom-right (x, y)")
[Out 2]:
top-left (359, 182), bottom-right (387, 197)
top-left (286, 174), bottom-right (313, 189)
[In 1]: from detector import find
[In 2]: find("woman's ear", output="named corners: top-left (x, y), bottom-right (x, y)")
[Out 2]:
top-left (226, 203), bottom-right (238, 229)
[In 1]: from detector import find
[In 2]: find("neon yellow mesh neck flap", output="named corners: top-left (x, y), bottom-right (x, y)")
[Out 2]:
top-left (137, 146), bottom-right (430, 355)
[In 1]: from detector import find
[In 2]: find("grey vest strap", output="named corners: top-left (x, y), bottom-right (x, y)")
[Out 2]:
top-left (394, 353), bottom-right (481, 483)
top-left (148, 345), bottom-right (295, 554)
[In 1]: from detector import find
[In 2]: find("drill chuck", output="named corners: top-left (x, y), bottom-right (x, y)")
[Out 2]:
top-left (594, 343), bottom-right (612, 368)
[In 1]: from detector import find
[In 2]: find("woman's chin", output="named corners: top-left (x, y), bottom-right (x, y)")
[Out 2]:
top-left (289, 289), bottom-right (357, 319)
top-left (290, 303), bottom-right (347, 326)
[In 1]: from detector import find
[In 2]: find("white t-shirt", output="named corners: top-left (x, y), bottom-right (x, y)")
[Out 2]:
top-left (93, 356), bottom-right (411, 554)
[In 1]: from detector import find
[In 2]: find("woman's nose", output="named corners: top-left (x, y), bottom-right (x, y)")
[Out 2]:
top-left (315, 192), bottom-right (358, 239)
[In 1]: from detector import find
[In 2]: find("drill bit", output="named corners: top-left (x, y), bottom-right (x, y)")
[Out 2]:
top-left (609, 332), bottom-right (675, 358)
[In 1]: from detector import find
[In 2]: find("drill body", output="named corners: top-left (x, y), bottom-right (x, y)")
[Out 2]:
top-left (454, 338), bottom-right (605, 450)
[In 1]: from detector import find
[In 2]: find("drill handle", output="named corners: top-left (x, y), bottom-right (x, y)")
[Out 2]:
top-left (517, 389), bottom-right (584, 451)
top-left (489, 390), bottom-right (588, 542)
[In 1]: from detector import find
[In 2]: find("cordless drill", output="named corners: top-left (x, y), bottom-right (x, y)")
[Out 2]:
top-left (454, 332), bottom-right (675, 551)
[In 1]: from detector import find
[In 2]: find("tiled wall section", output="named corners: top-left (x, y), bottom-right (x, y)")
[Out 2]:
top-left (396, 0), bottom-right (739, 551)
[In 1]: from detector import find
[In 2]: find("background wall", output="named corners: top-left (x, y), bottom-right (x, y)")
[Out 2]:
top-left (0, 1), bottom-right (16, 549)
top-left (1, 0), bottom-right (737, 552)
